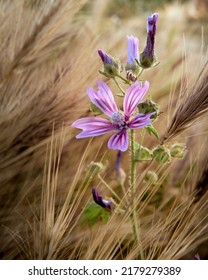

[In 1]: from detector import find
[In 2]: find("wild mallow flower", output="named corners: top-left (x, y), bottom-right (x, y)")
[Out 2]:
top-left (98, 49), bottom-right (121, 78)
top-left (140, 13), bottom-right (159, 68)
top-left (126, 35), bottom-right (140, 81)
top-left (92, 187), bottom-right (113, 210)
top-left (71, 81), bottom-right (154, 152)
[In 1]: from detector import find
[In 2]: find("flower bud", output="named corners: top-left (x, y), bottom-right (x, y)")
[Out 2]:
top-left (92, 187), bottom-right (114, 211)
top-left (98, 49), bottom-right (121, 78)
top-left (153, 145), bottom-right (171, 164)
top-left (144, 170), bottom-right (158, 185)
top-left (140, 13), bottom-right (158, 69)
top-left (125, 35), bottom-right (141, 80)
top-left (138, 99), bottom-right (159, 119)
top-left (170, 143), bottom-right (186, 158)
top-left (88, 161), bottom-right (105, 175)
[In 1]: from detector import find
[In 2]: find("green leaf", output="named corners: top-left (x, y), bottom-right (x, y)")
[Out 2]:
top-left (134, 143), bottom-right (153, 161)
top-left (145, 124), bottom-right (159, 140)
top-left (90, 102), bottom-right (103, 116)
top-left (81, 202), bottom-right (110, 228)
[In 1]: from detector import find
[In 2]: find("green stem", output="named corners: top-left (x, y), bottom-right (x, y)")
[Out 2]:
top-left (137, 68), bottom-right (144, 79)
top-left (117, 74), bottom-right (131, 84)
top-left (130, 129), bottom-right (144, 260)
top-left (98, 174), bottom-right (122, 204)
top-left (113, 78), bottom-right (125, 95)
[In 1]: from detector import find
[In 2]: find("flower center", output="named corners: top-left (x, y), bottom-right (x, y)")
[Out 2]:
top-left (111, 112), bottom-right (127, 131)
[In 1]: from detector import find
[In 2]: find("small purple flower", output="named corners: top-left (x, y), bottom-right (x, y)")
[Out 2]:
top-left (127, 35), bottom-right (139, 65)
top-left (92, 187), bottom-right (112, 210)
top-left (71, 81), bottom-right (154, 152)
top-left (98, 49), bottom-right (112, 65)
top-left (140, 13), bottom-right (158, 68)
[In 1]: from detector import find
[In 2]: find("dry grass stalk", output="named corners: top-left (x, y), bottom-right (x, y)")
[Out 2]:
top-left (162, 60), bottom-right (208, 142)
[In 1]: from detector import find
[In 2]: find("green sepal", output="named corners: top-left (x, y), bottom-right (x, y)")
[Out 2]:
top-left (135, 57), bottom-right (160, 69)
top-left (152, 145), bottom-right (171, 164)
top-left (145, 124), bottom-right (159, 140)
top-left (81, 202), bottom-right (110, 228)
top-left (170, 143), bottom-right (186, 158)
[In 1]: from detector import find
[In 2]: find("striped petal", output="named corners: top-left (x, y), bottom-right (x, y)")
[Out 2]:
top-left (87, 81), bottom-right (118, 117)
top-left (127, 35), bottom-right (139, 64)
top-left (123, 81), bottom-right (149, 120)
top-left (108, 130), bottom-right (128, 152)
top-left (128, 113), bottom-right (154, 129)
top-left (71, 117), bottom-right (114, 138)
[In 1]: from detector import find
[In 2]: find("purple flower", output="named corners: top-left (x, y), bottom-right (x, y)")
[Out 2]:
top-left (127, 35), bottom-right (139, 65)
top-left (140, 13), bottom-right (158, 68)
top-left (92, 187), bottom-right (112, 210)
top-left (72, 81), bottom-right (154, 152)
top-left (98, 49), bottom-right (112, 65)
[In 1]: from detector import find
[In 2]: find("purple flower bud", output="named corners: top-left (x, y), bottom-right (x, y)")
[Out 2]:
top-left (127, 35), bottom-right (139, 65)
top-left (140, 13), bottom-right (158, 68)
top-left (98, 49), bottom-right (112, 65)
top-left (98, 49), bottom-right (121, 78)
top-left (126, 36), bottom-right (141, 80)
top-left (92, 187), bottom-right (112, 210)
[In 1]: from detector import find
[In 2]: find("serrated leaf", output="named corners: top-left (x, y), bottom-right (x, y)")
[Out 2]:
top-left (81, 202), bottom-right (110, 228)
top-left (90, 102), bottom-right (103, 116)
top-left (145, 124), bottom-right (159, 140)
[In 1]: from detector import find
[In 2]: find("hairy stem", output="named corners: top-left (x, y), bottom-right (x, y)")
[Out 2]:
top-left (130, 129), bottom-right (144, 259)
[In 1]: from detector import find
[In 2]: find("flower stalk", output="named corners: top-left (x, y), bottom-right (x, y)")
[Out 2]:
top-left (113, 77), bottom-right (125, 95)
top-left (130, 129), bottom-right (144, 259)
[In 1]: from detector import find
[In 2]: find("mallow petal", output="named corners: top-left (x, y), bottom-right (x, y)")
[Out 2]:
top-left (87, 81), bottom-right (118, 117)
top-left (92, 187), bottom-right (112, 209)
top-left (71, 117), bottom-right (115, 138)
top-left (108, 131), bottom-right (128, 152)
top-left (127, 35), bottom-right (139, 64)
top-left (128, 112), bottom-right (154, 129)
top-left (98, 49), bottom-right (112, 65)
top-left (123, 81), bottom-right (149, 120)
